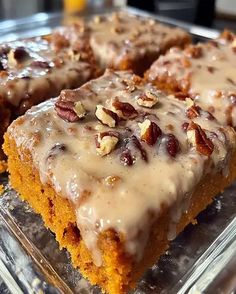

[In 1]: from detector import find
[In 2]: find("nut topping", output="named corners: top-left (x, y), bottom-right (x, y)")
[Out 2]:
top-left (185, 45), bottom-right (202, 58)
top-left (138, 119), bottom-right (162, 145)
top-left (187, 122), bottom-right (214, 156)
top-left (55, 100), bottom-right (79, 122)
top-left (7, 47), bottom-right (29, 66)
top-left (186, 99), bottom-right (201, 119)
top-left (95, 105), bottom-right (118, 128)
top-left (112, 98), bottom-right (138, 119)
top-left (95, 132), bottom-right (119, 156)
top-left (137, 90), bottom-right (158, 108)
top-left (165, 134), bottom-right (180, 158)
top-left (68, 49), bottom-right (81, 61)
top-left (73, 101), bottom-right (87, 119)
top-left (31, 61), bottom-right (51, 69)
top-left (120, 135), bottom-right (148, 166)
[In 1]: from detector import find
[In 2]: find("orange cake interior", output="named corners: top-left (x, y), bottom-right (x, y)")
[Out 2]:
top-left (4, 70), bottom-right (236, 293)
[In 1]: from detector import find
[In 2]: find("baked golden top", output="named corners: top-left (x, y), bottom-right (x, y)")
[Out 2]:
top-left (7, 69), bottom-right (236, 266)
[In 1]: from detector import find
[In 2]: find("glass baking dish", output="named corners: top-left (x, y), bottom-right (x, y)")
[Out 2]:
top-left (0, 7), bottom-right (235, 294)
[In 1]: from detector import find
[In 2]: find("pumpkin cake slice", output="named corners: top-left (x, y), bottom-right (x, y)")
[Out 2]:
top-left (146, 30), bottom-right (236, 128)
top-left (54, 11), bottom-right (191, 75)
top-left (4, 69), bottom-right (236, 294)
top-left (0, 34), bottom-right (96, 165)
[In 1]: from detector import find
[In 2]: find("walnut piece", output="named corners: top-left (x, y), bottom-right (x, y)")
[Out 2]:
top-left (138, 119), bottom-right (162, 145)
top-left (95, 105), bottom-right (118, 128)
top-left (137, 90), bottom-right (158, 108)
top-left (187, 122), bottom-right (214, 156)
top-left (95, 132), bottom-right (119, 156)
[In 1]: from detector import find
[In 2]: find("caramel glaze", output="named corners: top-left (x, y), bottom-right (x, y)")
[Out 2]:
top-left (0, 36), bottom-right (95, 117)
top-left (8, 70), bottom-right (236, 266)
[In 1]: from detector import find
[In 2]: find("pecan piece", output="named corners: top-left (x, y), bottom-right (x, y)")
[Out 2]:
top-left (186, 99), bottom-right (201, 119)
top-left (68, 49), bottom-right (81, 61)
top-left (182, 122), bottom-right (189, 132)
top-left (31, 61), bottom-right (51, 69)
top-left (187, 122), bottom-right (214, 156)
top-left (112, 98), bottom-right (138, 119)
top-left (73, 101), bottom-right (87, 119)
top-left (120, 150), bottom-right (133, 166)
top-left (120, 135), bottom-right (148, 166)
top-left (14, 47), bottom-right (29, 60)
top-left (137, 90), bottom-right (158, 108)
top-left (7, 47), bottom-right (29, 66)
top-left (185, 45), bottom-right (202, 58)
top-left (138, 119), bottom-right (162, 145)
top-left (55, 100), bottom-right (79, 122)
top-left (95, 105), bottom-right (118, 128)
top-left (165, 134), bottom-right (180, 158)
top-left (95, 132), bottom-right (119, 156)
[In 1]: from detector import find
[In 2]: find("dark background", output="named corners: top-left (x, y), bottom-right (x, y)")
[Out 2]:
top-left (0, 0), bottom-right (235, 31)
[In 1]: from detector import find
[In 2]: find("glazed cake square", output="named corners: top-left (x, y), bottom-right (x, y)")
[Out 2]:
top-left (4, 70), bottom-right (236, 293)
top-left (0, 35), bottom-right (96, 163)
top-left (54, 11), bottom-right (191, 75)
top-left (146, 30), bottom-right (236, 128)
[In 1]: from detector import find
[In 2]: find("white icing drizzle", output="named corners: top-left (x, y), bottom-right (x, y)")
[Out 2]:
top-left (8, 70), bottom-right (235, 266)
top-left (147, 35), bottom-right (236, 127)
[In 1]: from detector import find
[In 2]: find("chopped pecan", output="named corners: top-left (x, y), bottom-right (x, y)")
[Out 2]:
top-left (165, 134), bottom-right (180, 158)
top-left (120, 150), bottom-right (133, 166)
top-left (182, 122), bottom-right (189, 132)
top-left (221, 30), bottom-right (234, 42)
top-left (120, 135), bottom-right (148, 166)
top-left (137, 90), bottom-right (158, 108)
top-left (73, 101), bottom-right (87, 119)
top-left (95, 105), bottom-right (118, 128)
top-left (138, 119), bottom-right (162, 145)
top-left (185, 45), bottom-right (202, 58)
top-left (47, 143), bottom-right (67, 162)
top-left (14, 47), bottom-right (29, 61)
top-left (7, 47), bottom-right (29, 67)
top-left (30, 61), bottom-right (51, 69)
top-left (122, 79), bottom-right (136, 92)
top-left (207, 66), bottom-right (216, 73)
top-left (55, 100), bottom-right (79, 122)
top-left (95, 132), bottom-right (119, 156)
top-left (68, 49), bottom-right (80, 61)
top-left (186, 99), bottom-right (201, 119)
top-left (187, 122), bottom-right (214, 156)
top-left (112, 98), bottom-right (138, 119)
top-left (111, 26), bottom-right (124, 34)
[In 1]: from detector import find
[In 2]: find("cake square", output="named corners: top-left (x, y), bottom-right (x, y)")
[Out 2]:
top-left (146, 30), bottom-right (236, 128)
top-left (0, 35), bottom-right (96, 163)
top-left (4, 69), bottom-right (236, 293)
top-left (54, 11), bottom-right (191, 75)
